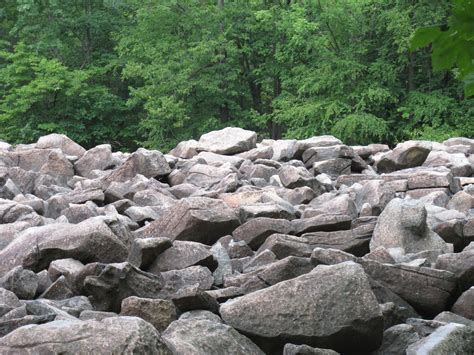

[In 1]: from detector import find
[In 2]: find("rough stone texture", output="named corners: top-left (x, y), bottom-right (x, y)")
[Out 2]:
top-left (451, 287), bottom-right (474, 320)
top-left (435, 248), bottom-right (474, 291)
top-left (36, 133), bottom-right (86, 158)
top-left (0, 317), bottom-right (171, 354)
top-left (120, 296), bottom-right (177, 332)
top-left (197, 127), bottom-right (257, 155)
top-left (220, 262), bottom-right (383, 353)
top-left (1, 130), bottom-right (474, 353)
top-left (104, 148), bottom-right (171, 184)
top-left (376, 141), bottom-right (432, 173)
top-left (74, 144), bottom-right (113, 178)
top-left (162, 311), bottom-right (264, 355)
top-left (136, 197), bottom-right (240, 245)
top-left (147, 241), bottom-right (216, 273)
top-left (83, 262), bottom-right (164, 312)
top-left (406, 323), bottom-right (474, 355)
top-left (371, 198), bottom-right (450, 255)
top-left (0, 219), bottom-right (128, 275)
top-left (128, 237), bottom-right (172, 269)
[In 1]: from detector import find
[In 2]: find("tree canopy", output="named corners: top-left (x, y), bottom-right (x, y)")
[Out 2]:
top-left (0, 0), bottom-right (472, 151)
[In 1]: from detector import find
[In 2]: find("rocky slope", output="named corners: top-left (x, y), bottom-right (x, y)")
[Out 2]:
top-left (0, 128), bottom-right (473, 354)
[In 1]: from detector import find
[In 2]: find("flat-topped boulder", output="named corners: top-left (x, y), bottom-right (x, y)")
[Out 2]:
top-left (197, 127), bottom-right (257, 155)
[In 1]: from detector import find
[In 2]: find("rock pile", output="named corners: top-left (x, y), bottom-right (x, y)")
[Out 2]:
top-left (0, 129), bottom-right (473, 354)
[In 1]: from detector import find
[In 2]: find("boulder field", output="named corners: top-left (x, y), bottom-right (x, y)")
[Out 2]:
top-left (0, 128), bottom-right (473, 354)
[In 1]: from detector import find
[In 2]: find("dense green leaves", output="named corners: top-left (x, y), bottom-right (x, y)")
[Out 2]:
top-left (411, 0), bottom-right (474, 97)
top-left (0, 0), bottom-right (472, 150)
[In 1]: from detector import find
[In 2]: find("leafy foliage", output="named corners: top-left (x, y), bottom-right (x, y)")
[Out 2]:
top-left (0, 0), bottom-right (472, 150)
top-left (411, 0), bottom-right (474, 97)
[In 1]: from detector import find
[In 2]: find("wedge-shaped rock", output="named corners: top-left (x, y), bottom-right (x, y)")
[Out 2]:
top-left (136, 197), bottom-right (239, 245)
top-left (0, 317), bottom-right (171, 354)
top-left (220, 262), bottom-right (383, 354)
top-left (163, 311), bottom-right (264, 355)
top-left (0, 219), bottom-right (127, 275)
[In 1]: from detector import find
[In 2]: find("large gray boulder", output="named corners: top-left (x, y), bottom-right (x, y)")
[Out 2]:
top-left (370, 198), bottom-right (450, 256)
top-left (0, 317), bottom-right (171, 354)
top-left (220, 262), bottom-right (383, 353)
top-left (197, 127), bottom-right (257, 155)
top-left (136, 197), bottom-right (240, 245)
top-left (162, 311), bottom-right (264, 355)
top-left (0, 219), bottom-right (128, 275)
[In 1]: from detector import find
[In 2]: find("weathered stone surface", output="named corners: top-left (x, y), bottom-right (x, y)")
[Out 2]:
top-left (83, 262), bottom-right (164, 312)
top-left (374, 324), bottom-right (420, 355)
top-left (303, 230), bottom-right (370, 256)
top-left (376, 141), bottom-right (432, 173)
top-left (435, 248), bottom-right (474, 291)
top-left (104, 148), bottom-right (171, 184)
top-left (283, 344), bottom-right (339, 355)
top-left (0, 317), bottom-right (171, 354)
top-left (406, 323), bottom-right (474, 355)
top-left (232, 217), bottom-right (293, 250)
top-left (0, 219), bottom-right (127, 275)
top-left (120, 296), bottom-right (177, 332)
top-left (147, 240), bottom-right (216, 274)
top-left (136, 197), bottom-right (240, 245)
top-left (2, 130), bottom-right (474, 353)
top-left (278, 165), bottom-right (324, 192)
top-left (162, 311), bottom-right (264, 355)
top-left (423, 150), bottom-right (472, 177)
top-left (291, 214), bottom-right (352, 235)
top-left (197, 127), bottom-right (257, 155)
top-left (371, 198), bottom-right (450, 255)
top-left (128, 237), bottom-right (172, 270)
top-left (360, 260), bottom-right (457, 317)
top-left (0, 266), bottom-right (38, 300)
top-left (36, 133), bottom-right (86, 158)
top-left (74, 144), bottom-right (113, 178)
top-left (451, 287), bottom-right (474, 320)
top-left (220, 262), bottom-right (383, 353)
top-left (158, 266), bottom-right (214, 298)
